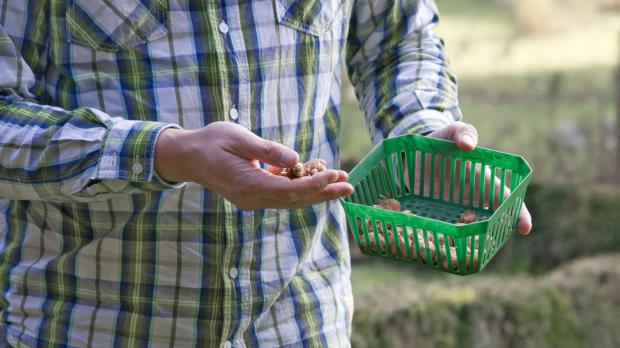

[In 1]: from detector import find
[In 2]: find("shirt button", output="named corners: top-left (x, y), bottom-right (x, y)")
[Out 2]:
top-left (229, 107), bottom-right (239, 120)
top-left (223, 341), bottom-right (232, 348)
top-left (219, 21), bottom-right (229, 34)
top-left (131, 163), bottom-right (143, 174)
top-left (229, 267), bottom-right (238, 279)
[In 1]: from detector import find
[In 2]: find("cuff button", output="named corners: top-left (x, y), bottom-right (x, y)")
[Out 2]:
top-left (132, 163), bottom-right (144, 175)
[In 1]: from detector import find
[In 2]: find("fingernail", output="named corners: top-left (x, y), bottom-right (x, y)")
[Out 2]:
top-left (327, 169), bottom-right (339, 182)
top-left (280, 150), bottom-right (298, 166)
top-left (462, 134), bottom-right (475, 148)
top-left (519, 218), bottom-right (532, 235)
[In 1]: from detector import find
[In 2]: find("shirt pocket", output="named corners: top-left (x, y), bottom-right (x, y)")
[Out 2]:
top-left (274, 0), bottom-right (345, 37)
top-left (66, 0), bottom-right (168, 52)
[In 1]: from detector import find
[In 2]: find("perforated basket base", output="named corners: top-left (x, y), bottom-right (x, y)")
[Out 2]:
top-left (400, 197), bottom-right (492, 224)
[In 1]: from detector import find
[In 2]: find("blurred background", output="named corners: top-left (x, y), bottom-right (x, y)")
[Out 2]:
top-left (342, 0), bottom-right (620, 346)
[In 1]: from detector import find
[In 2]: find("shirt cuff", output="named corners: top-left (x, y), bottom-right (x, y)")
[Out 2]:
top-left (96, 118), bottom-right (184, 189)
top-left (387, 109), bottom-right (457, 138)
top-left (151, 124), bottom-right (187, 189)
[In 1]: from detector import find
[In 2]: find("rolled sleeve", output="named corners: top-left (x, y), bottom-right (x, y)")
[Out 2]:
top-left (387, 109), bottom-right (460, 139)
top-left (346, 0), bottom-right (462, 144)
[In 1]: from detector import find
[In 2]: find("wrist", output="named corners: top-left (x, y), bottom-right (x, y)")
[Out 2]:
top-left (154, 128), bottom-right (191, 183)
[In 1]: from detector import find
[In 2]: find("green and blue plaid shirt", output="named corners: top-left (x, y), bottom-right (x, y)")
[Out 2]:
top-left (0, 0), bottom-right (460, 346)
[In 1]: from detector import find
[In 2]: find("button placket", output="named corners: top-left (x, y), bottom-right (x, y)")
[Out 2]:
top-left (229, 106), bottom-right (239, 121)
top-left (219, 9), bottom-right (254, 343)
top-left (229, 267), bottom-right (239, 279)
top-left (214, 8), bottom-right (240, 343)
top-left (226, 8), bottom-right (251, 130)
top-left (219, 21), bottom-right (229, 34)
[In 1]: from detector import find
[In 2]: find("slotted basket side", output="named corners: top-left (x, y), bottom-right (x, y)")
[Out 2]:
top-left (342, 135), bottom-right (533, 275)
top-left (342, 153), bottom-right (486, 275)
top-left (344, 204), bottom-right (484, 275)
top-left (478, 176), bottom-right (530, 267)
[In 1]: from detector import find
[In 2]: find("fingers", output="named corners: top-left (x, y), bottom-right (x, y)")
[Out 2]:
top-left (411, 123), bottom-right (533, 235)
top-left (299, 182), bottom-right (355, 205)
top-left (517, 203), bottom-right (532, 235)
top-left (228, 128), bottom-right (299, 168)
top-left (263, 169), bottom-right (352, 205)
top-left (267, 160), bottom-right (341, 179)
top-left (335, 170), bottom-right (349, 182)
top-left (449, 164), bottom-right (532, 235)
top-left (481, 172), bottom-right (533, 235)
top-left (483, 171), bottom-right (532, 235)
top-left (233, 181), bottom-right (354, 210)
top-left (429, 122), bottom-right (479, 151)
top-left (253, 169), bottom-right (342, 202)
top-left (235, 182), bottom-right (354, 210)
top-left (280, 182), bottom-right (355, 209)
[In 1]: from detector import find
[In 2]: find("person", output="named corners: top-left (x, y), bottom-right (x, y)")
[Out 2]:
top-left (0, 0), bottom-right (532, 346)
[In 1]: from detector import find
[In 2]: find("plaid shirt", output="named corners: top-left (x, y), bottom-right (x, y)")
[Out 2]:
top-left (0, 0), bottom-right (459, 346)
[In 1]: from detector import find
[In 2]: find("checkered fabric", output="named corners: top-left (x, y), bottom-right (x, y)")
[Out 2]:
top-left (0, 0), bottom-right (460, 346)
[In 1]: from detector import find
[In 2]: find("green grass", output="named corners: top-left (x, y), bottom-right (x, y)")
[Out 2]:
top-left (351, 255), bottom-right (620, 348)
top-left (460, 67), bottom-right (615, 180)
top-left (350, 258), bottom-right (493, 297)
top-left (350, 260), bottom-right (412, 296)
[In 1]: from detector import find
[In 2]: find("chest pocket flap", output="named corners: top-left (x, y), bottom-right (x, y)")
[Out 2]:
top-left (275, 0), bottom-right (345, 36)
top-left (67, 0), bottom-right (167, 52)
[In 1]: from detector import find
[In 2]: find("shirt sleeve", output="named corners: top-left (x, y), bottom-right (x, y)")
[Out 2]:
top-left (0, 10), bottom-right (184, 202)
top-left (345, 0), bottom-right (462, 144)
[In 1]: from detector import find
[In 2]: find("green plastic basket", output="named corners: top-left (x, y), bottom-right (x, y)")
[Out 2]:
top-left (340, 134), bottom-right (532, 275)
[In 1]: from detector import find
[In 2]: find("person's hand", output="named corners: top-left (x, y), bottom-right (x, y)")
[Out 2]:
top-left (427, 122), bottom-right (533, 235)
top-left (154, 122), bottom-right (354, 210)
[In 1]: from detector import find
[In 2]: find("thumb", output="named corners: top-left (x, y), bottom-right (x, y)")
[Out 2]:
top-left (429, 122), bottom-right (478, 151)
top-left (231, 131), bottom-right (299, 167)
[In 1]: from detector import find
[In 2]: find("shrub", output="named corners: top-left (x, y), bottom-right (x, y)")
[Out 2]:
top-left (488, 183), bottom-right (620, 273)
top-left (352, 254), bottom-right (620, 348)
